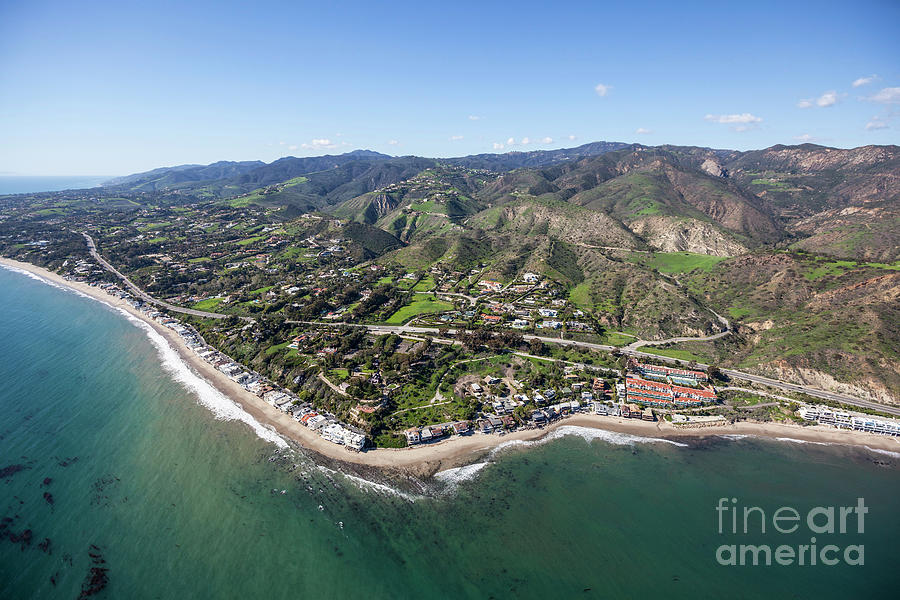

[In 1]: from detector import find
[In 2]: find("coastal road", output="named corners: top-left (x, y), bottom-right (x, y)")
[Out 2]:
top-left (81, 232), bottom-right (252, 321)
top-left (291, 320), bottom-right (900, 417)
top-left (73, 235), bottom-right (898, 416)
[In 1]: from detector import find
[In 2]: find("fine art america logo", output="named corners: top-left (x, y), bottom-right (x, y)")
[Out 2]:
top-left (715, 497), bottom-right (867, 566)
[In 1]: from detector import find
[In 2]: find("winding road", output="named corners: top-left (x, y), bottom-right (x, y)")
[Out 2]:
top-left (80, 233), bottom-right (898, 418)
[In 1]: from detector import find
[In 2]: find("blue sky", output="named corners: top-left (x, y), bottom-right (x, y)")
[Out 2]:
top-left (1, 0), bottom-right (898, 175)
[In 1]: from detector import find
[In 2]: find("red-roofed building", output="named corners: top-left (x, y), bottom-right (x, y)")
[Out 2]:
top-left (626, 376), bottom-right (716, 407)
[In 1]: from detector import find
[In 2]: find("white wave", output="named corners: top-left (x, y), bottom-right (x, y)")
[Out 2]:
top-left (316, 465), bottom-right (422, 501)
top-left (434, 461), bottom-right (489, 484)
top-left (114, 309), bottom-right (287, 448)
top-left (774, 437), bottom-right (833, 446)
top-left (487, 425), bottom-right (688, 460)
top-left (862, 446), bottom-right (900, 459)
top-left (718, 434), bottom-right (750, 440)
top-left (547, 425), bottom-right (690, 447)
top-left (1, 264), bottom-right (288, 449)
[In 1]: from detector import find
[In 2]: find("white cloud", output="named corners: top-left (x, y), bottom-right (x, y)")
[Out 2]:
top-left (288, 145), bottom-right (298, 150)
top-left (468, 115), bottom-right (482, 121)
top-left (520, 137), bottom-right (531, 145)
top-left (279, 141), bottom-right (286, 145)
top-left (865, 117), bottom-right (889, 131)
top-left (568, 134), bottom-right (577, 141)
top-left (816, 91), bottom-right (838, 107)
top-left (594, 83), bottom-right (610, 97)
top-left (540, 137), bottom-right (553, 144)
top-left (704, 113), bottom-right (763, 124)
top-left (794, 134), bottom-right (817, 143)
top-left (301, 138), bottom-right (337, 150)
top-left (635, 127), bottom-right (652, 134)
top-left (852, 75), bottom-right (877, 87)
top-left (492, 142), bottom-right (505, 150)
top-left (449, 135), bottom-right (464, 141)
top-left (506, 137), bottom-right (515, 146)
top-left (797, 91), bottom-right (839, 108)
top-left (868, 87), bottom-right (900, 104)
top-left (387, 139), bottom-right (399, 145)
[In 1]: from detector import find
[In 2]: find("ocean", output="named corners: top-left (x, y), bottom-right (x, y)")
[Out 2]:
top-left (0, 265), bottom-right (898, 599)
top-left (0, 176), bottom-right (111, 195)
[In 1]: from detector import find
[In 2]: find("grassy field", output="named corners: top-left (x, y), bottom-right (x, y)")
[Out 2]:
top-left (727, 306), bottom-right (752, 319)
top-left (226, 197), bottom-right (253, 208)
top-left (386, 297), bottom-right (454, 324)
top-left (412, 275), bottom-right (436, 291)
top-left (327, 368), bottom-right (349, 381)
top-left (137, 222), bottom-right (169, 232)
top-left (641, 251), bottom-right (729, 273)
top-left (804, 258), bottom-right (900, 280)
top-left (638, 346), bottom-right (702, 362)
top-left (193, 297), bottom-right (225, 311)
top-left (265, 341), bottom-right (291, 355)
top-left (600, 331), bottom-right (638, 346)
top-left (236, 235), bottom-right (267, 246)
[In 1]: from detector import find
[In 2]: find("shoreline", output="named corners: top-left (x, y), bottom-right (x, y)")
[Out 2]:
top-left (2, 256), bottom-right (899, 475)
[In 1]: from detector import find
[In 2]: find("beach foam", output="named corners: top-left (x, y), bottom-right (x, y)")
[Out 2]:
top-left (115, 309), bottom-right (288, 448)
top-left (774, 436), bottom-right (833, 446)
top-left (434, 461), bottom-right (489, 485)
top-left (316, 465), bottom-right (423, 501)
top-left (489, 425), bottom-right (688, 458)
top-left (862, 446), bottom-right (900, 459)
top-left (547, 425), bottom-right (690, 447)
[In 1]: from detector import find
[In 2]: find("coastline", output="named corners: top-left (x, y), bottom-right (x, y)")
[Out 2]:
top-left (2, 256), bottom-right (899, 475)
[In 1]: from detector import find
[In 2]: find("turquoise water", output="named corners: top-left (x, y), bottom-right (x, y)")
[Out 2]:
top-left (0, 266), bottom-right (898, 599)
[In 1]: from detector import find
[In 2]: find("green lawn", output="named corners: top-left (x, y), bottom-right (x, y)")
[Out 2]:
top-left (193, 297), bottom-right (225, 311)
top-left (601, 331), bottom-right (637, 346)
top-left (137, 222), bottom-right (169, 232)
top-left (250, 285), bottom-right (274, 295)
top-left (386, 297), bottom-right (454, 324)
top-left (236, 235), bottom-right (267, 246)
top-left (188, 257), bottom-right (210, 263)
top-left (266, 341), bottom-right (291, 355)
top-left (328, 368), bottom-right (350, 381)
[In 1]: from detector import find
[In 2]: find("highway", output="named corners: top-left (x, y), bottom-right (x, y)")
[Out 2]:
top-left (80, 233), bottom-right (898, 418)
top-left (82, 232), bottom-right (252, 321)
top-left (291, 321), bottom-right (900, 417)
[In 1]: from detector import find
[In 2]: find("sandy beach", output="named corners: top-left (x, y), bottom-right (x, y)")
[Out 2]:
top-left (2, 256), bottom-right (899, 476)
